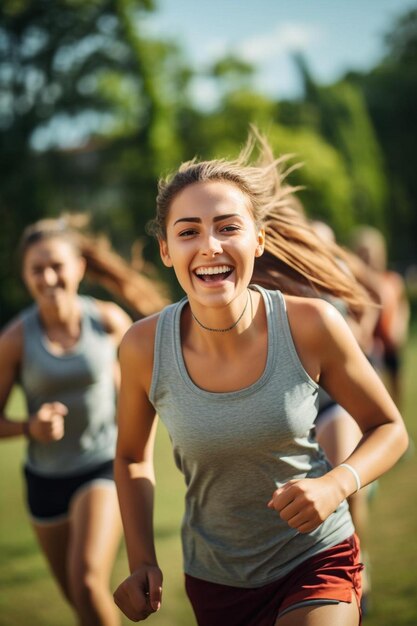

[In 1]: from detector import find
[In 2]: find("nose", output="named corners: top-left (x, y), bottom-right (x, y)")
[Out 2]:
top-left (42, 267), bottom-right (58, 286)
top-left (201, 232), bottom-right (223, 257)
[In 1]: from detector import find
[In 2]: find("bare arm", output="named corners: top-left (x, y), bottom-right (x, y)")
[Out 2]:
top-left (95, 299), bottom-right (133, 346)
top-left (0, 319), bottom-right (26, 438)
top-left (113, 316), bottom-right (162, 621)
top-left (379, 272), bottom-right (410, 349)
top-left (314, 300), bottom-right (408, 491)
top-left (94, 299), bottom-right (132, 390)
top-left (269, 298), bottom-right (408, 532)
top-left (0, 319), bottom-right (68, 441)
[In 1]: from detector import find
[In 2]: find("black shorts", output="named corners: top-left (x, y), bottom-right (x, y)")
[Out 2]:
top-left (24, 459), bottom-right (114, 523)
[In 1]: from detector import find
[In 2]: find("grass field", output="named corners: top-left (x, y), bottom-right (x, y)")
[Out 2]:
top-left (1, 333), bottom-right (416, 626)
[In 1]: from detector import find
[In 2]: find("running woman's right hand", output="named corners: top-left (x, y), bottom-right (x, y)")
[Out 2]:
top-left (27, 402), bottom-right (68, 442)
top-left (113, 564), bottom-right (163, 621)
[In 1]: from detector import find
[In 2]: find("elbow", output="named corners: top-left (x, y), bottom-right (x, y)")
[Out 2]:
top-left (388, 417), bottom-right (410, 462)
top-left (398, 425), bottom-right (410, 460)
top-left (114, 454), bottom-right (156, 484)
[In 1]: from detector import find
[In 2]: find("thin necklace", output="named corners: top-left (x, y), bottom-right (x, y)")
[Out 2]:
top-left (191, 289), bottom-right (253, 333)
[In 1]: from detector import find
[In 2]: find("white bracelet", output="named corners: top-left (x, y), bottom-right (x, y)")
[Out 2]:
top-left (339, 463), bottom-right (361, 493)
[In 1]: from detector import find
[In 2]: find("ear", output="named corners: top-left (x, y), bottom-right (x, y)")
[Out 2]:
top-left (159, 238), bottom-right (173, 267)
top-left (255, 228), bottom-right (265, 257)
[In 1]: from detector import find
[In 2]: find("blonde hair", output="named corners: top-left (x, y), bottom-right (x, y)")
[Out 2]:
top-left (150, 128), bottom-right (373, 316)
top-left (19, 217), bottom-right (169, 317)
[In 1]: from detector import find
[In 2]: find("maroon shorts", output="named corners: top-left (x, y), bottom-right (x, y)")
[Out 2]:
top-left (185, 534), bottom-right (363, 626)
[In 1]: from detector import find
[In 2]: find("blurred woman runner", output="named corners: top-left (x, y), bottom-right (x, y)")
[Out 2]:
top-left (350, 225), bottom-right (410, 411)
top-left (113, 130), bottom-right (408, 626)
top-left (0, 217), bottom-right (167, 626)
top-left (309, 220), bottom-right (380, 614)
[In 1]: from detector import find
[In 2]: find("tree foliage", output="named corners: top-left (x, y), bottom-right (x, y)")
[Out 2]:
top-left (345, 8), bottom-right (417, 265)
top-left (1, 2), bottom-right (416, 323)
top-left (294, 54), bottom-right (387, 229)
top-left (0, 0), bottom-right (187, 320)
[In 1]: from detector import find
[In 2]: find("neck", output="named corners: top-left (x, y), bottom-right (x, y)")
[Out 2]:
top-left (190, 289), bottom-right (253, 333)
top-left (38, 296), bottom-right (81, 329)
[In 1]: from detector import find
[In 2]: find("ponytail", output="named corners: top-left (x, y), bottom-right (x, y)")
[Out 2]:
top-left (19, 216), bottom-right (170, 317)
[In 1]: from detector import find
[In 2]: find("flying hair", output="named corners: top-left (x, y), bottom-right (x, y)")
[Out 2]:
top-left (150, 127), bottom-right (374, 316)
top-left (19, 217), bottom-right (170, 317)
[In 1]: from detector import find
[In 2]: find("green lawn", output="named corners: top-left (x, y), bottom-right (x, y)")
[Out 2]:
top-left (1, 333), bottom-right (416, 626)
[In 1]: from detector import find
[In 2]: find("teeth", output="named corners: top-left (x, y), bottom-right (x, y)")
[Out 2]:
top-left (195, 265), bottom-right (232, 276)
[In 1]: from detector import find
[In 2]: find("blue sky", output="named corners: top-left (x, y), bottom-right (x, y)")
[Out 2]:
top-left (144, 0), bottom-right (416, 106)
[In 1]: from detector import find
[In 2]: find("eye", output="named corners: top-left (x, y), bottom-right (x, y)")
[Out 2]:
top-left (178, 228), bottom-right (198, 237)
top-left (220, 224), bottom-right (240, 233)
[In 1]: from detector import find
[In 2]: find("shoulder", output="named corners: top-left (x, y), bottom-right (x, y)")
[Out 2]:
top-left (119, 313), bottom-right (161, 367)
top-left (90, 298), bottom-right (133, 345)
top-left (384, 270), bottom-right (407, 297)
top-left (284, 295), bottom-right (344, 333)
top-left (118, 313), bottom-right (161, 393)
top-left (281, 295), bottom-right (364, 385)
top-left (284, 295), bottom-right (353, 361)
top-left (120, 299), bottom-right (178, 360)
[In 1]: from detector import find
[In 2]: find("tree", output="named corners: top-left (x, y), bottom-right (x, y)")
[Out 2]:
top-left (294, 54), bottom-right (387, 230)
top-left (176, 84), bottom-right (356, 240)
top-left (345, 7), bottom-right (417, 266)
top-left (0, 0), bottom-right (187, 321)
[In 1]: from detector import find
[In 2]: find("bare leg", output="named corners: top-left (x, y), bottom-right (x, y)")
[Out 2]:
top-left (31, 517), bottom-right (72, 604)
top-left (67, 482), bottom-right (122, 626)
top-left (275, 597), bottom-right (359, 626)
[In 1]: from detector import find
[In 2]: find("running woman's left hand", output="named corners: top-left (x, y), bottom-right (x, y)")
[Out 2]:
top-left (267, 475), bottom-right (345, 533)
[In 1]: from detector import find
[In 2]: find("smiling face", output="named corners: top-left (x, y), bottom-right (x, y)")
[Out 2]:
top-left (159, 180), bottom-right (265, 310)
top-left (22, 236), bottom-right (86, 310)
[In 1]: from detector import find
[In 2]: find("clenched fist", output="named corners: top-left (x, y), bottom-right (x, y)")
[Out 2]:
top-left (27, 402), bottom-right (68, 442)
top-left (113, 564), bottom-right (163, 622)
top-left (267, 474), bottom-right (345, 533)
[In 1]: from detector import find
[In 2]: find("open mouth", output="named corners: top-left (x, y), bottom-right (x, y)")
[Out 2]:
top-left (43, 287), bottom-right (61, 295)
top-left (194, 265), bottom-right (234, 282)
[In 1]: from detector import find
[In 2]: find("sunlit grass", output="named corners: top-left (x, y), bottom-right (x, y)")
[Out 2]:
top-left (1, 335), bottom-right (416, 625)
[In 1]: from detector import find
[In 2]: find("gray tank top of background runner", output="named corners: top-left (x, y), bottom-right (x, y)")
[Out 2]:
top-left (21, 296), bottom-right (117, 477)
top-left (150, 285), bottom-right (355, 587)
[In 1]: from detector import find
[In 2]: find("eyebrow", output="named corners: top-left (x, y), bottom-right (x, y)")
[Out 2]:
top-left (173, 213), bottom-right (241, 226)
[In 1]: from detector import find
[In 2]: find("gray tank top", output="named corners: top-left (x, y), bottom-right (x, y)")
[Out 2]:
top-left (21, 296), bottom-right (117, 477)
top-left (150, 285), bottom-right (354, 587)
